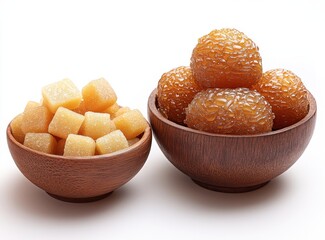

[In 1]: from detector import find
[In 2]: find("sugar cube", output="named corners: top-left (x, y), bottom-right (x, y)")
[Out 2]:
top-left (10, 114), bottom-right (25, 143)
top-left (79, 112), bottom-right (116, 140)
top-left (21, 105), bottom-right (53, 134)
top-left (48, 107), bottom-right (85, 139)
top-left (96, 130), bottom-right (128, 154)
top-left (42, 79), bottom-right (82, 113)
top-left (82, 78), bottom-right (117, 111)
top-left (64, 134), bottom-right (95, 157)
top-left (113, 109), bottom-right (148, 139)
top-left (24, 133), bottom-right (57, 154)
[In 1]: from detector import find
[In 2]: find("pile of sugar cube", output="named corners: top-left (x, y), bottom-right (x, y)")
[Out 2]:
top-left (10, 78), bottom-right (148, 156)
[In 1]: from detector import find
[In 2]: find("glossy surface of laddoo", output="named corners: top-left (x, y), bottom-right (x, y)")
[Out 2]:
top-left (252, 69), bottom-right (309, 130)
top-left (185, 88), bottom-right (274, 135)
top-left (190, 28), bottom-right (262, 88)
top-left (157, 66), bottom-right (203, 124)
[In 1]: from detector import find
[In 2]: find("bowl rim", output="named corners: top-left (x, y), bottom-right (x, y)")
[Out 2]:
top-left (148, 88), bottom-right (317, 138)
top-left (7, 123), bottom-right (152, 160)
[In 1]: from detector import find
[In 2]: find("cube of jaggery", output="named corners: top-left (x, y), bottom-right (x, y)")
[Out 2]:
top-left (79, 112), bottom-right (116, 139)
top-left (24, 133), bottom-right (57, 154)
top-left (96, 130), bottom-right (128, 154)
top-left (24, 101), bottom-right (41, 111)
top-left (56, 138), bottom-right (66, 155)
top-left (48, 107), bottom-right (85, 139)
top-left (102, 102), bottom-right (120, 115)
top-left (42, 79), bottom-right (82, 113)
top-left (64, 134), bottom-right (95, 157)
top-left (82, 78), bottom-right (117, 111)
top-left (111, 107), bottom-right (130, 119)
top-left (73, 100), bottom-right (87, 115)
top-left (21, 105), bottom-right (53, 134)
top-left (10, 114), bottom-right (25, 143)
top-left (113, 109), bottom-right (148, 139)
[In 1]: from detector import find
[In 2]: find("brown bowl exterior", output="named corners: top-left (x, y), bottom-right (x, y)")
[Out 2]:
top-left (7, 125), bottom-right (152, 202)
top-left (148, 89), bottom-right (316, 192)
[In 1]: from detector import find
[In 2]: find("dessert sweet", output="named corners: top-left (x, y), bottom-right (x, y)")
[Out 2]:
top-left (252, 68), bottom-right (309, 130)
top-left (185, 88), bottom-right (274, 134)
top-left (157, 66), bottom-right (202, 124)
top-left (190, 28), bottom-right (262, 88)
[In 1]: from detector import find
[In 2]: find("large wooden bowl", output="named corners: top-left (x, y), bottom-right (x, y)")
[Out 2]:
top-left (148, 89), bottom-right (317, 193)
top-left (7, 124), bottom-right (152, 202)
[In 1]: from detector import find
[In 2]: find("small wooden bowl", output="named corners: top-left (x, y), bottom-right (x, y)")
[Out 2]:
top-left (148, 89), bottom-right (317, 193)
top-left (7, 124), bottom-right (152, 202)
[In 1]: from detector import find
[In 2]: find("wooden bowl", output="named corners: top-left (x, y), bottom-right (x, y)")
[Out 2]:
top-left (148, 89), bottom-right (317, 193)
top-left (7, 124), bottom-right (152, 202)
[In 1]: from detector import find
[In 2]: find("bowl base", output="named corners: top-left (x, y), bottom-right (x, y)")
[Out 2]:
top-left (47, 191), bottom-right (113, 203)
top-left (192, 179), bottom-right (269, 193)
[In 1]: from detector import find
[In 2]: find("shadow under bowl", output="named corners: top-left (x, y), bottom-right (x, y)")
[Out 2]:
top-left (148, 89), bottom-right (316, 193)
top-left (7, 124), bottom-right (152, 202)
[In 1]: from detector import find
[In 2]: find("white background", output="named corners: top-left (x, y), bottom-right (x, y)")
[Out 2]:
top-left (1, 0), bottom-right (324, 239)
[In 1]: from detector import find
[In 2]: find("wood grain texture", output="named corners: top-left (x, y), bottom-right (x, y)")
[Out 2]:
top-left (7, 125), bottom-right (152, 202)
top-left (148, 89), bottom-right (317, 192)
